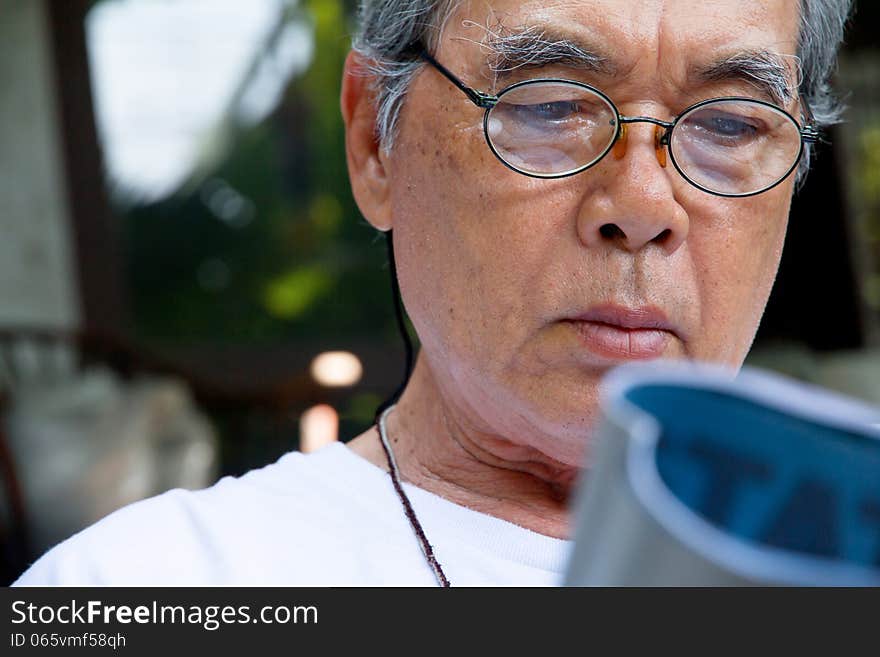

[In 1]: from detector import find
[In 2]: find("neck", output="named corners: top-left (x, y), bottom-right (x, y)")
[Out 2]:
top-left (349, 353), bottom-right (579, 539)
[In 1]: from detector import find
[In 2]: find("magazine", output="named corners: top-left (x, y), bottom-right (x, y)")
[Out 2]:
top-left (564, 361), bottom-right (880, 586)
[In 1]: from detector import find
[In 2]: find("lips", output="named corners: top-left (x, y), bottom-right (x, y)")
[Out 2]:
top-left (564, 304), bottom-right (677, 361)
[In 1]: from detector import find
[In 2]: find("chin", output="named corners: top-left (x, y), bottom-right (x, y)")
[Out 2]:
top-left (518, 391), bottom-right (606, 468)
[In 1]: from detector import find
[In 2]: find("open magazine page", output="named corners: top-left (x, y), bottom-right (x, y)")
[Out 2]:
top-left (565, 362), bottom-right (880, 586)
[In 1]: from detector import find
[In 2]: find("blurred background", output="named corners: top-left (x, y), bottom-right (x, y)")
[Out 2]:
top-left (0, 0), bottom-right (877, 584)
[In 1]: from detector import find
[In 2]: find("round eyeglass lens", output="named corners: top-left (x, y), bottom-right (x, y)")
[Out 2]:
top-left (670, 99), bottom-right (803, 196)
top-left (486, 81), bottom-right (618, 177)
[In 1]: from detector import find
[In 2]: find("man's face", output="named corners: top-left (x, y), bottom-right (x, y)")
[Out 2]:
top-left (381, 0), bottom-right (800, 465)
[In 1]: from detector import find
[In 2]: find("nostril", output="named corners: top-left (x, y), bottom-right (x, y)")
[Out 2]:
top-left (652, 228), bottom-right (672, 244)
top-left (599, 223), bottom-right (626, 240)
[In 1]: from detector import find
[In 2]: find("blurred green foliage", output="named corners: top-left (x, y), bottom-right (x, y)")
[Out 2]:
top-left (124, 0), bottom-right (393, 344)
top-left (858, 119), bottom-right (880, 310)
top-left (859, 122), bottom-right (880, 214)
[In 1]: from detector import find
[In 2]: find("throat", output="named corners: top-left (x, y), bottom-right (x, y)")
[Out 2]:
top-left (384, 401), bottom-right (576, 539)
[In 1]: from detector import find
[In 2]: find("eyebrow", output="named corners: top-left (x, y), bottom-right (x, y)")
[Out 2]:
top-left (476, 24), bottom-right (615, 83)
top-left (694, 50), bottom-right (797, 105)
top-left (470, 23), bottom-right (796, 106)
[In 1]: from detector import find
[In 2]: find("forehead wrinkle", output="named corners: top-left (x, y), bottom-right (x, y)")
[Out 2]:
top-left (692, 49), bottom-right (798, 105)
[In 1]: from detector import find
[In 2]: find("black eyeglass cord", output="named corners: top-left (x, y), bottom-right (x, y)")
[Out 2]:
top-left (374, 230), bottom-right (415, 423)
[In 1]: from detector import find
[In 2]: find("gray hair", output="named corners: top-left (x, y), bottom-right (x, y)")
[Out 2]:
top-left (797, 0), bottom-right (853, 174)
top-left (351, 1), bottom-right (458, 153)
top-left (352, 0), bottom-right (852, 179)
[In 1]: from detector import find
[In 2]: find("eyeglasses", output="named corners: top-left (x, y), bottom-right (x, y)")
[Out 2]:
top-left (420, 50), bottom-right (819, 198)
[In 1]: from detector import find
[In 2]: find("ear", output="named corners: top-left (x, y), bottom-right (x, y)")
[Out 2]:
top-left (341, 51), bottom-right (393, 232)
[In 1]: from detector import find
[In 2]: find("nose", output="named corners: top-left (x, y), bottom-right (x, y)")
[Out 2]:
top-left (576, 124), bottom-right (689, 255)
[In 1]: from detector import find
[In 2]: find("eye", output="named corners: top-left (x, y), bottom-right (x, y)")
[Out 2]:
top-left (512, 100), bottom-right (581, 122)
top-left (689, 111), bottom-right (761, 142)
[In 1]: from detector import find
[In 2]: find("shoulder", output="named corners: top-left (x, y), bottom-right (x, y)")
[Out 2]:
top-left (13, 444), bottom-right (398, 586)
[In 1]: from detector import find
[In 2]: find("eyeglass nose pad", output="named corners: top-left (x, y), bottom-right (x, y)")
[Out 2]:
top-left (654, 125), bottom-right (667, 168)
top-left (612, 123), bottom-right (628, 160)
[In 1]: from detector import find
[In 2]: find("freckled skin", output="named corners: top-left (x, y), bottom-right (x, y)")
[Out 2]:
top-left (343, 0), bottom-right (799, 537)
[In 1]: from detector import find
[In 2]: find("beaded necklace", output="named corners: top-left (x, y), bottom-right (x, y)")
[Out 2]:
top-left (377, 405), bottom-right (451, 587)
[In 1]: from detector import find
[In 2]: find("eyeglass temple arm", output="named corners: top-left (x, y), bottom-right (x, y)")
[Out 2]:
top-left (799, 94), bottom-right (819, 143)
top-left (418, 50), bottom-right (498, 109)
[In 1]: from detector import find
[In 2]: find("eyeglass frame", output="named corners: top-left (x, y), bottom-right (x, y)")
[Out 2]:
top-left (418, 49), bottom-right (820, 198)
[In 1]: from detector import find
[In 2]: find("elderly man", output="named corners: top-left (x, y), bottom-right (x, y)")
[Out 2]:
top-left (16, 0), bottom-right (851, 586)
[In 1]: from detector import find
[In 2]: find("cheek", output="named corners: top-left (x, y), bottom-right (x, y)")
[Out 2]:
top-left (689, 190), bottom-right (791, 364)
top-left (388, 142), bottom-right (504, 366)
top-left (388, 121), bottom-right (574, 361)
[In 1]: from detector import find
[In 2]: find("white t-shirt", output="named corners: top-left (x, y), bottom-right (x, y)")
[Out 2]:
top-left (14, 443), bottom-right (570, 586)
